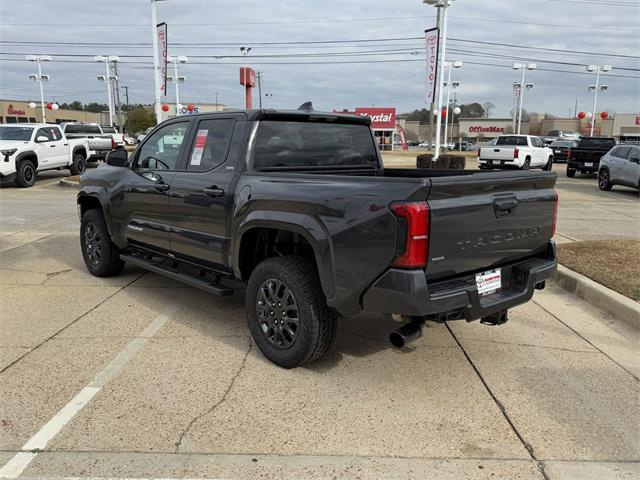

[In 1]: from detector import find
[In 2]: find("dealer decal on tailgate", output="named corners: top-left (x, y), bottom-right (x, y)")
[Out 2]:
top-left (475, 268), bottom-right (502, 296)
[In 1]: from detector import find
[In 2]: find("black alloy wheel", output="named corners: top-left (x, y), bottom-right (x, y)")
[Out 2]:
top-left (256, 278), bottom-right (300, 349)
top-left (83, 220), bottom-right (103, 268)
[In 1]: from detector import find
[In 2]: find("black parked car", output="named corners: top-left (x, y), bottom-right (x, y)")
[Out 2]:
top-left (549, 140), bottom-right (578, 163)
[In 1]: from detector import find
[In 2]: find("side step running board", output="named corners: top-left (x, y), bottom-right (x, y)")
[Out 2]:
top-left (120, 254), bottom-right (233, 296)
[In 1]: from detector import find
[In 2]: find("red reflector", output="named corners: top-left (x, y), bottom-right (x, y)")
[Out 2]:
top-left (514, 147), bottom-right (519, 159)
top-left (390, 202), bottom-right (429, 268)
top-left (551, 191), bottom-right (559, 237)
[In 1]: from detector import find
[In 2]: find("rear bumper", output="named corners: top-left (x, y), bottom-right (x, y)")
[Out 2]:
top-left (568, 160), bottom-right (599, 172)
top-left (478, 158), bottom-right (520, 169)
top-left (362, 242), bottom-right (557, 320)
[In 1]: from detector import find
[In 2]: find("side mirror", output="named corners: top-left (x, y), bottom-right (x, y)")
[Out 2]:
top-left (36, 136), bottom-right (48, 142)
top-left (105, 149), bottom-right (129, 167)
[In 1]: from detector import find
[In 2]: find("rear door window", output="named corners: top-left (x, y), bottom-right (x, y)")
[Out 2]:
top-left (187, 118), bottom-right (235, 171)
top-left (253, 121), bottom-right (379, 170)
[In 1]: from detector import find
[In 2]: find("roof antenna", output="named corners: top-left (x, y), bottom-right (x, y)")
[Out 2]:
top-left (297, 101), bottom-right (313, 111)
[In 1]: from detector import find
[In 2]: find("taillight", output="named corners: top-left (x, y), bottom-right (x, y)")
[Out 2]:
top-left (390, 202), bottom-right (429, 268)
top-left (567, 149), bottom-right (572, 160)
top-left (111, 137), bottom-right (116, 150)
top-left (514, 147), bottom-right (519, 159)
top-left (551, 191), bottom-right (559, 237)
top-left (477, 147), bottom-right (481, 158)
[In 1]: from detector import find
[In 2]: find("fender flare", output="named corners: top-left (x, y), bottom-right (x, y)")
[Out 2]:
top-left (14, 150), bottom-right (38, 169)
top-left (232, 211), bottom-right (335, 300)
top-left (72, 145), bottom-right (88, 158)
top-left (77, 190), bottom-right (114, 238)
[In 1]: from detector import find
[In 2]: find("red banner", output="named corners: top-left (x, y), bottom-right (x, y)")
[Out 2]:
top-left (354, 107), bottom-right (396, 129)
top-left (396, 125), bottom-right (408, 151)
top-left (156, 22), bottom-right (168, 96)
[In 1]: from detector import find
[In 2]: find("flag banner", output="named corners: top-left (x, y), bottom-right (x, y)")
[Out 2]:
top-left (425, 27), bottom-right (440, 105)
top-left (157, 22), bottom-right (168, 96)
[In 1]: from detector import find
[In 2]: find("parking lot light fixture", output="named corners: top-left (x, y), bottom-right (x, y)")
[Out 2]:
top-left (443, 60), bottom-right (463, 153)
top-left (586, 64), bottom-right (612, 136)
top-left (423, 0), bottom-right (457, 159)
top-left (95, 55), bottom-right (116, 126)
top-left (513, 62), bottom-right (536, 134)
top-left (26, 54), bottom-right (52, 122)
top-left (167, 55), bottom-right (188, 115)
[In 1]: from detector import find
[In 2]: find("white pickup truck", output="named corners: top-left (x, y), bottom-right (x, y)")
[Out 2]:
top-left (478, 135), bottom-right (553, 171)
top-left (0, 124), bottom-right (90, 188)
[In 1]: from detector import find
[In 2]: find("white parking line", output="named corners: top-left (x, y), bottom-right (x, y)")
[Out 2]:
top-left (0, 305), bottom-right (178, 479)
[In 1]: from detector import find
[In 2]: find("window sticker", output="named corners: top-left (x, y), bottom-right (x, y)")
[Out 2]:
top-left (190, 129), bottom-right (209, 166)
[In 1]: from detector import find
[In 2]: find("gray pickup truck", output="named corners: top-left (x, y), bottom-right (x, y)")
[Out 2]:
top-left (78, 107), bottom-right (558, 368)
top-left (61, 123), bottom-right (114, 161)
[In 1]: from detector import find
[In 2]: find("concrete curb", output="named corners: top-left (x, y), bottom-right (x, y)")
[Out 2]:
top-left (58, 178), bottom-right (80, 188)
top-left (552, 264), bottom-right (639, 330)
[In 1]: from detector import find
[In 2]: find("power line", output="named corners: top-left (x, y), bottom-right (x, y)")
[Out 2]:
top-left (1, 15), bottom-right (638, 31)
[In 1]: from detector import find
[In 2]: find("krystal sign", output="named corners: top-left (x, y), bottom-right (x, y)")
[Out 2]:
top-left (354, 108), bottom-right (396, 129)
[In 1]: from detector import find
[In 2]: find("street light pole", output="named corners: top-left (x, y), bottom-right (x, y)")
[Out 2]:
top-left (257, 71), bottom-right (263, 109)
top-left (433, 0), bottom-right (450, 159)
top-left (26, 55), bottom-right (52, 122)
top-left (121, 85), bottom-right (130, 133)
top-left (442, 61), bottom-right (462, 152)
top-left (513, 63), bottom-right (536, 134)
top-left (95, 56), bottom-right (120, 127)
top-left (587, 64), bottom-right (611, 137)
top-left (167, 56), bottom-right (187, 115)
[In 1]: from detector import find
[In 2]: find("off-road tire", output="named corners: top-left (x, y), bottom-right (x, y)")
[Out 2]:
top-left (80, 209), bottom-right (124, 277)
top-left (69, 153), bottom-right (86, 176)
top-left (598, 168), bottom-right (612, 191)
top-left (566, 167), bottom-right (576, 178)
top-left (246, 255), bottom-right (337, 368)
top-left (15, 160), bottom-right (36, 188)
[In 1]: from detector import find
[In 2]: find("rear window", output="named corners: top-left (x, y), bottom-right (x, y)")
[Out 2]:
top-left (550, 140), bottom-right (576, 147)
top-left (496, 136), bottom-right (528, 146)
top-left (64, 124), bottom-right (102, 134)
top-left (101, 126), bottom-right (116, 133)
top-left (579, 138), bottom-right (616, 148)
top-left (253, 121), bottom-right (379, 170)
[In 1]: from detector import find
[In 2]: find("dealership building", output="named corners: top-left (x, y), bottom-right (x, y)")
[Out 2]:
top-left (335, 107), bottom-right (398, 150)
top-left (401, 112), bottom-right (640, 143)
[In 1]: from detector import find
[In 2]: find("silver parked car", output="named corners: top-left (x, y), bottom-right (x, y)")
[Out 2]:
top-left (598, 144), bottom-right (640, 191)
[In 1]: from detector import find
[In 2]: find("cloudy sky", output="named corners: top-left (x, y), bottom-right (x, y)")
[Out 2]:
top-left (0, 0), bottom-right (639, 117)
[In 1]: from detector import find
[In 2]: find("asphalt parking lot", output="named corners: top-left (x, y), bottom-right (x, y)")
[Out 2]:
top-left (0, 168), bottom-right (638, 479)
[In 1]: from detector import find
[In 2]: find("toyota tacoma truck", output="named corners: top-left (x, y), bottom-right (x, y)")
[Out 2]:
top-left (478, 135), bottom-right (553, 171)
top-left (566, 137), bottom-right (616, 177)
top-left (61, 122), bottom-right (115, 161)
top-left (0, 124), bottom-right (89, 187)
top-left (77, 108), bottom-right (558, 368)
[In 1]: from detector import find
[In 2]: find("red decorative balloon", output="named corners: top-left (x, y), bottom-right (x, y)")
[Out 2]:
top-left (46, 102), bottom-right (52, 110)
top-left (600, 111), bottom-right (608, 119)
top-left (161, 104), bottom-right (169, 112)
top-left (187, 104), bottom-right (194, 112)
top-left (577, 111), bottom-right (586, 119)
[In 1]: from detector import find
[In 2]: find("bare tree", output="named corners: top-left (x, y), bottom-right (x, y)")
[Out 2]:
top-left (482, 102), bottom-right (495, 118)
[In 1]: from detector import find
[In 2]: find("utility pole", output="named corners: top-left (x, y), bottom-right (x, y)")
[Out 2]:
top-left (112, 60), bottom-right (123, 129)
top-left (256, 71), bottom-right (263, 109)
top-left (214, 92), bottom-right (219, 111)
top-left (121, 85), bottom-right (130, 133)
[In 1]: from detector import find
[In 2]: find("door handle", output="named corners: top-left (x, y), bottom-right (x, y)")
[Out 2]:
top-left (50, 145), bottom-right (56, 148)
top-left (154, 183), bottom-right (170, 192)
top-left (203, 186), bottom-right (225, 197)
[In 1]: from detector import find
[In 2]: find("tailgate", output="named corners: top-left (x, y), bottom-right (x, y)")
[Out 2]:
top-left (572, 149), bottom-right (600, 163)
top-left (480, 147), bottom-right (516, 160)
top-left (426, 171), bottom-right (556, 280)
